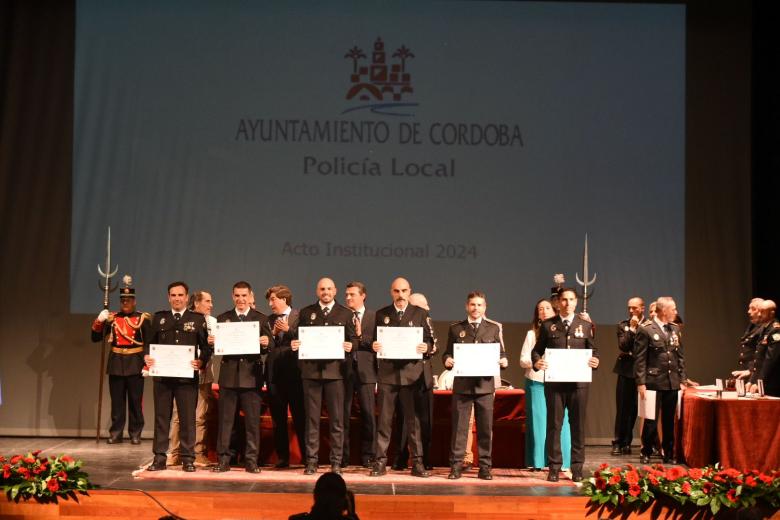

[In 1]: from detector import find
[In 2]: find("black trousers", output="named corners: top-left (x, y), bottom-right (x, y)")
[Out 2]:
top-left (216, 386), bottom-right (261, 465)
top-left (108, 373), bottom-right (144, 439)
top-left (641, 389), bottom-right (677, 459)
top-left (302, 378), bottom-right (345, 465)
top-left (152, 378), bottom-right (198, 464)
top-left (613, 374), bottom-right (638, 447)
top-left (545, 384), bottom-right (588, 473)
top-left (376, 382), bottom-right (422, 465)
top-left (393, 378), bottom-right (433, 467)
top-left (268, 377), bottom-right (305, 463)
top-left (450, 392), bottom-right (494, 469)
top-left (342, 366), bottom-right (376, 465)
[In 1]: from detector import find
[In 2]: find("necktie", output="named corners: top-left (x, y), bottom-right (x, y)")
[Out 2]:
top-left (397, 310), bottom-right (404, 321)
top-left (471, 322), bottom-right (479, 333)
top-left (563, 319), bottom-right (570, 331)
top-left (322, 307), bottom-right (330, 317)
top-left (238, 314), bottom-right (245, 322)
top-left (353, 311), bottom-right (362, 336)
top-left (664, 324), bottom-right (672, 336)
top-left (174, 312), bottom-right (181, 321)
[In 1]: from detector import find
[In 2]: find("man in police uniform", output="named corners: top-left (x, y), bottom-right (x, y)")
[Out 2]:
top-left (732, 298), bottom-right (765, 380)
top-left (749, 300), bottom-right (780, 397)
top-left (370, 277), bottom-right (435, 478)
top-left (532, 288), bottom-right (599, 482)
top-left (291, 278), bottom-right (358, 475)
top-left (634, 296), bottom-right (687, 464)
top-left (212, 281), bottom-right (273, 473)
top-left (442, 291), bottom-right (508, 480)
top-left (90, 275), bottom-right (151, 444)
top-left (342, 281), bottom-right (377, 468)
top-left (145, 281), bottom-right (211, 472)
top-left (611, 297), bottom-right (648, 456)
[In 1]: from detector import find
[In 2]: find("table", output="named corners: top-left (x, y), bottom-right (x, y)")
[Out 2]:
top-left (676, 388), bottom-right (780, 471)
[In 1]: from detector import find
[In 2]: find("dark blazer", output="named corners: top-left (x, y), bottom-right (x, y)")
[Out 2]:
top-left (297, 301), bottom-right (359, 380)
top-left (755, 322), bottom-right (780, 397)
top-left (265, 309), bottom-right (301, 387)
top-left (613, 317), bottom-right (651, 378)
top-left (531, 315), bottom-right (598, 389)
top-left (91, 311), bottom-right (151, 376)
top-left (443, 318), bottom-right (507, 394)
top-left (738, 323), bottom-right (764, 370)
top-left (148, 309), bottom-right (211, 382)
top-left (374, 303), bottom-right (435, 386)
top-left (353, 308), bottom-right (378, 384)
top-left (634, 320), bottom-right (686, 390)
top-left (216, 308), bottom-right (273, 388)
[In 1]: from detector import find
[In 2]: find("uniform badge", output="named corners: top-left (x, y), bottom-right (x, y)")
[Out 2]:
top-left (624, 326), bottom-right (630, 332)
top-left (160, 318), bottom-right (166, 325)
top-left (574, 325), bottom-right (584, 338)
top-left (773, 333), bottom-right (780, 342)
top-left (551, 324), bottom-right (557, 331)
top-left (408, 321), bottom-right (413, 327)
top-left (310, 313), bottom-right (317, 321)
top-left (671, 333), bottom-right (679, 346)
top-left (459, 330), bottom-right (465, 338)
top-left (183, 321), bottom-right (195, 332)
top-left (653, 334), bottom-right (660, 341)
top-left (383, 316), bottom-right (390, 324)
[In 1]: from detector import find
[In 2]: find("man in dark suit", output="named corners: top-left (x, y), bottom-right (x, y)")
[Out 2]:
top-left (342, 281), bottom-right (377, 468)
top-left (90, 276), bottom-right (151, 444)
top-left (634, 296), bottom-right (687, 464)
top-left (145, 281), bottom-right (211, 472)
top-left (369, 277), bottom-right (434, 478)
top-left (749, 300), bottom-right (780, 397)
top-left (532, 288), bottom-right (599, 482)
top-left (212, 281), bottom-right (272, 473)
top-left (732, 298), bottom-right (766, 380)
top-left (264, 285), bottom-right (305, 468)
top-left (611, 297), bottom-right (648, 456)
top-left (291, 278), bottom-right (358, 475)
top-left (442, 291), bottom-right (508, 480)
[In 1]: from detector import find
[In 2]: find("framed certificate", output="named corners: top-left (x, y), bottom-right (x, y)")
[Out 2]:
top-left (214, 321), bottom-right (260, 355)
top-left (149, 344), bottom-right (195, 378)
top-left (453, 342), bottom-right (500, 377)
top-left (376, 326), bottom-right (423, 359)
top-left (298, 326), bottom-right (345, 360)
top-left (543, 348), bottom-right (593, 383)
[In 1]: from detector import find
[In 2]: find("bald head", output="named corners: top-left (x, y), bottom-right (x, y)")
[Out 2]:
top-left (316, 277), bottom-right (336, 305)
top-left (627, 297), bottom-right (645, 319)
top-left (390, 277), bottom-right (411, 309)
top-left (759, 300), bottom-right (777, 323)
top-left (748, 298), bottom-right (766, 324)
top-left (409, 293), bottom-right (429, 310)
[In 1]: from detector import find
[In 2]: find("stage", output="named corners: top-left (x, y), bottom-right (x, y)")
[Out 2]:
top-left (0, 437), bottom-right (620, 519)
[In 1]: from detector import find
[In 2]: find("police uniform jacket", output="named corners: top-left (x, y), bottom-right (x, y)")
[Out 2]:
top-left (633, 320), bottom-right (686, 390)
top-left (149, 309), bottom-right (211, 382)
top-left (613, 317), bottom-right (650, 378)
top-left (753, 321), bottom-right (780, 397)
top-left (374, 303), bottom-right (435, 386)
top-left (265, 309), bottom-right (301, 386)
top-left (531, 315), bottom-right (598, 389)
top-left (297, 301), bottom-right (358, 380)
top-left (216, 308), bottom-right (273, 389)
top-left (352, 309), bottom-right (378, 384)
top-left (443, 318), bottom-right (507, 395)
top-left (738, 323), bottom-right (764, 370)
top-left (91, 311), bottom-right (151, 376)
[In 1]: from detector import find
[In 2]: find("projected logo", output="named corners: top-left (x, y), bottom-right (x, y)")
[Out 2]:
top-left (342, 37), bottom-right (418, 117)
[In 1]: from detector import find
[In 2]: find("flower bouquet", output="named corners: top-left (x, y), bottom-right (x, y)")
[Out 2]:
top-left (1, 451), bottom-right (93, 503)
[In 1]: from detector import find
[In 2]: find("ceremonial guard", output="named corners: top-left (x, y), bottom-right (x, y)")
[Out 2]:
top-left (90, 275), bottom-right (151, 444)
top-left (145, 281), bottom-right (211, 472)
top-left (634, 296), bottom-right (686, 464)
top-left (442, 291), bottom-right (507, 480)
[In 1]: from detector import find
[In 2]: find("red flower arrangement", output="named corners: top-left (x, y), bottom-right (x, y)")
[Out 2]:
top-left (0, 452), bottom-right (93, 503)
top-left (583, 462), bottom-right (780, 515)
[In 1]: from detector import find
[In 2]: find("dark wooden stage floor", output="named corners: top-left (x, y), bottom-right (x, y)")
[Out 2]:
top-left (0, 437), bottom-right (681, 519)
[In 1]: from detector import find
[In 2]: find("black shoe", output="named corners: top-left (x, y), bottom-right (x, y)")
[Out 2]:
top-left (447, 464), bottom-right (463, 480)
top-left (547, 469), bottom-right (559, 482)
top-left (304, 462), bottom-right (318, 475)
top-left (107, 436), bottom-right (122, 445)
top-left (361, 459), bottom-right (373, 469)
top-left (424, 463), bottom-right (434, 471)
top-left (245, 464), bottom-right (261, 474)
top-left (274, 460), bottom-right (289, 469)
top-left (651, 447), bottom-right (662, 458)
top-left (391, 461), bottom-right (408, 471)
top-left (146, 460), bottom-right (166, 472)
top-left (662, 457), bottom-right (677, 465)
top-left (182, 462), bottom-right (196, 472)
top-left (639, 454), bottom-right (651, 465)
top-left (369, 461), bottom-right (387, 476)
top-left (212, 461), bottom-right (231, 472)
top-left (411, 463), bottom-right (430, 478)
top-left (621, 446), bottom-right (632, 455)
top-left (610, 443), bottom-right (621, 456)
top-left (330, 464), bottom-right (343, 475)
top-left (129, 436), bottom-right (141, 445)
top-left (571, 471), bottom-right (583, 482)
top-left (478, 468), bottom-right (493, 480)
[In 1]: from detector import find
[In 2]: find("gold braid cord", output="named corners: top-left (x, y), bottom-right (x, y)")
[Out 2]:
top-left (112, 313), bottom-right (147, 346)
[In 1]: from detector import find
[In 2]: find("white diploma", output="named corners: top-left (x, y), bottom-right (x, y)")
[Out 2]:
top-left (543, 348), bottom-right (593, 383)
top-left (149, 344), bottom-right (195, 378)
top-left (453, 343), bottom-right (500, 377)
top-left (376, 326), bottom-right (423, 359)
top-left (214, 321), bottom-right (260, 355)
top-left (298, 326), bottom-right (345, 360)
top-left (638, 389), bottom-right (657, 420)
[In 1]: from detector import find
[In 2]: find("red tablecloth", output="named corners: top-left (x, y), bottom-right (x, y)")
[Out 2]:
top-left (210, 386), bottom-right (525, 468)
top-left (677, 388), bottom-right (780, 471)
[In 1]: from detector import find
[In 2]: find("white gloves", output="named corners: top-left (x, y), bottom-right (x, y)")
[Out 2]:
top-left (97, 309), bottom-right (110, 322)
